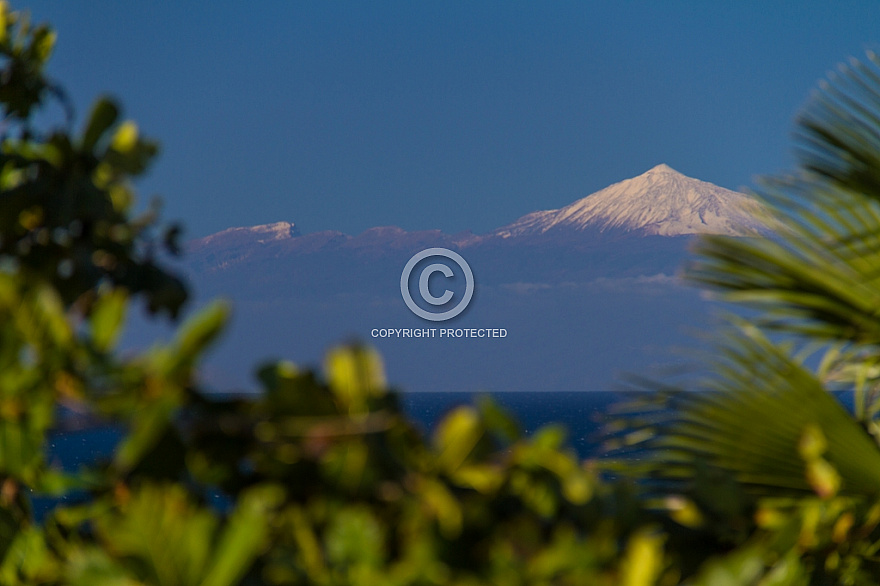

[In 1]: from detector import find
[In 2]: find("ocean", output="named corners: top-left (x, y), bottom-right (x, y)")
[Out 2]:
top-left (36, 391), bottom-right (626, 519)
top-left (37, 389), bottom-right (858, 520)
top-left (46, 391), bottom-right (628, 474)
top-left (399, 391), bottom-right (627, 458)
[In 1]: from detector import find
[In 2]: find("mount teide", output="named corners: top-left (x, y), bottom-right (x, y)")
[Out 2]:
top-left (167, 166), bottom-right (761, 392)
top-left (495, 164), bottom-right (762, 238)
top-left (188, 164), bottom-right (760, 274)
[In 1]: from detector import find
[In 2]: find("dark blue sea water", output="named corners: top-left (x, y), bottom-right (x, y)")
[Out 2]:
top-left (399, 391), bottom-right (625, 457)
top-left (46, 391), bottom-right (623, 472)
top-left (37, 390), bottom-right (859, 520)
top-left (37, 391), bottom-right (623, 518)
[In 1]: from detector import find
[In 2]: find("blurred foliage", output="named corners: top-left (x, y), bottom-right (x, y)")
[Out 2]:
top-left (607, 49), bottom-right (880, 586)
top-left (0, 3), bottom-right (185, 317)
top-left (3, 2), bottom-right (880, 585)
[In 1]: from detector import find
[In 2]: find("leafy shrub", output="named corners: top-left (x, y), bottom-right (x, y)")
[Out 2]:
top-left (4, 3), bottom-right (880, 585)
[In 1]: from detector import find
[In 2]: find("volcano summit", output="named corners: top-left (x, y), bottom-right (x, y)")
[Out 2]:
top-left (495, 164), bottom-right (762, 239)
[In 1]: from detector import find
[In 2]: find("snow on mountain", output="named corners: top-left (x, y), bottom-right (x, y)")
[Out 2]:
top-left (495, 164), bottom-right (763, 238)
top-left (175, 167), bottom-right (764, 394)
top-left (186, 165), bottom-right (765, 277)
top-left (185, 221), bottom-right (306, 273)
top-left (194, 221), bottom-right (301, 246)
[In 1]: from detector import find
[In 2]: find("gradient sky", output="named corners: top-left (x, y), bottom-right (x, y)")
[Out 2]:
top-left (22, 2), bottom-right (880, 239)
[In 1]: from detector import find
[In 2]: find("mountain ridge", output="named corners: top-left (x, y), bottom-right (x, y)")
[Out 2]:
top-left (170, 165), bottom-right (751, 393)
top-left (186, 165), bottom-right (762, 274)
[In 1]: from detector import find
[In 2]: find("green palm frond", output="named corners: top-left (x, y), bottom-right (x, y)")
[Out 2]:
top-left (614, 326), bottom-right (880, 498)
top-left (687, 52), bottom-right (880, 347)
top-left (615, 52), bottom-right (880, 509)
top-left (797, 52), bottom-right (880, 199)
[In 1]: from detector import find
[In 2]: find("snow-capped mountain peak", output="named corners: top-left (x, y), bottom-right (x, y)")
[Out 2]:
top-left (195, 221), bottom-right (301, 247)
top-left (495, 164), bottom-right (763, 237)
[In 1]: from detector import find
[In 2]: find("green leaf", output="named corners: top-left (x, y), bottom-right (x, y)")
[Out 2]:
top-left (113, 395), bottom-right (181, 473)
top-left (81, 98), bottom-right (119, 152)
top-left (89, 288), bottom-right (128, 352)
top-left (324, 506), bottom-right (386, 570)
top-left (201, 484), bottom-right (284, 586)
top-left (324, 345), bottom-right (386, 413)
top-left (0, 527), bottom-right (58, 584)
top-left (0, 3), bottom-right (9, 45)
top-left (176, 300), bottom-right (229, 357)
top-left (619, 529), bottom-right (665, 586)
top-left (450, 464), bottom-right (504, 493)
top-left (476, 394), bottom-right (521, 444)
top-left (29, 25), bottom-right (55, 63)
top-left (687, 544), bottom-right (768, 586)
top-left (157, 300), bottom-right (229, 379)
top-left (65, 548), bottom-right (134, 586)
top-left (433, 406), bottom-right (483, 473)
top-left (622, 327), bottom-right (880, 498)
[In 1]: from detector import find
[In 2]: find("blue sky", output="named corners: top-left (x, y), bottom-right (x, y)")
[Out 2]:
top-left (23, 2), bottom-right (880, 238)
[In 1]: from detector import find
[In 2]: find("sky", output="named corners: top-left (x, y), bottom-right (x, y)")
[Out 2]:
top-left (21, 1), bottom-right (880, 239)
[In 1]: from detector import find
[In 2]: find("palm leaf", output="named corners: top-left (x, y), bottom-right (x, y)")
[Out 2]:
top-left (797, 52), bottom-right (880, 199)
top-left (686, 52), bottom-right (880, 348)
top-left (612, 326), bottom-right (880, 498)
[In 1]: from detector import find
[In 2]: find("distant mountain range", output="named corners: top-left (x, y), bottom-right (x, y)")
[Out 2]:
top-left (162, 165), bottom-right (761, 393)
top-left (188, 164), bottom-right (760, 276)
